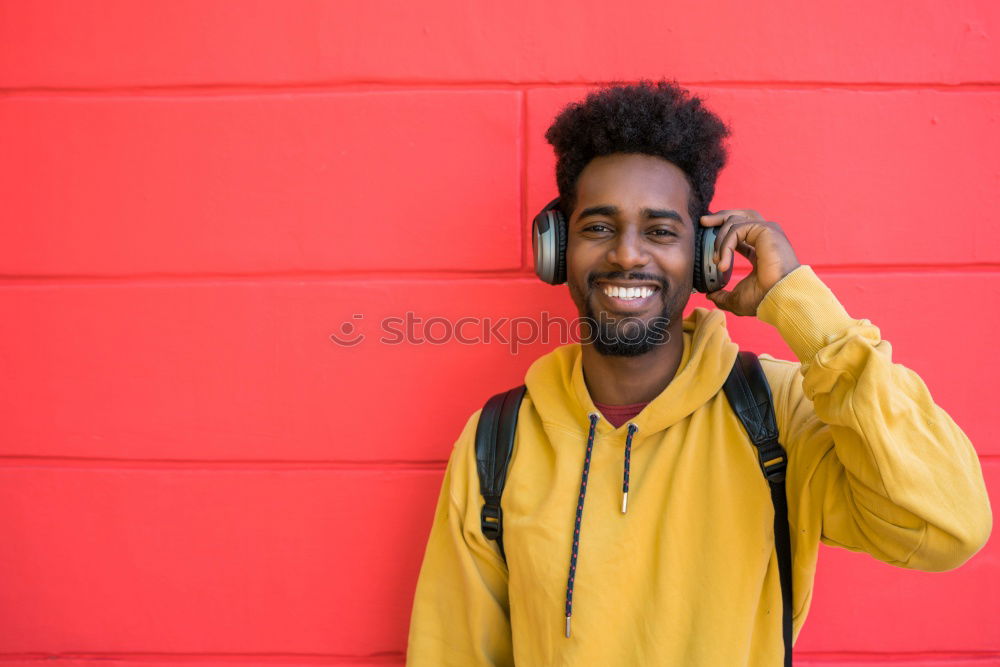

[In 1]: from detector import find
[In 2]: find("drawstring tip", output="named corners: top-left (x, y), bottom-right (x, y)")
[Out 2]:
top-left (565, 614), bottom-right (571, 638)
top-left (621, 491), bottom-right (629, 514)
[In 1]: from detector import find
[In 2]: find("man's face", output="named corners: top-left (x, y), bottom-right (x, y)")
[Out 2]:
top-left (565, 152), bottom-right (695, 356)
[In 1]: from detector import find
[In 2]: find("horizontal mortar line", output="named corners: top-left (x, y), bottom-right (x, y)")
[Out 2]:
top-left (0, 455), bottom-right (448, 472)
top-left (0, 453), bottom-right (995, 470)
top-left (0, 271), bottom-right (510, 284)
top-left (675, 79), bottom-right (1000, 93)
top-left (0, 262), bottom-right (999, 286)
top-left (811, 262), bottom-right (1000, 274)
top-left (2, 79), bottom-right (1000, 97)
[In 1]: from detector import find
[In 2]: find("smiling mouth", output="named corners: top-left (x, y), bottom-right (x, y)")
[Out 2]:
top-left (600, 284), bottom-right (657, 300)
top-left (592, 282), bottom-right (663, 312)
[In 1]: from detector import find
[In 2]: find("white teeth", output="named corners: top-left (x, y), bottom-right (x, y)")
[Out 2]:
top-left (603, 285), bottom-right (656, 300)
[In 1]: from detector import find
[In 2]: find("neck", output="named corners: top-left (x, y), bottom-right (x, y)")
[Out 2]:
top-left (580, 322), bottom-right (686, 406)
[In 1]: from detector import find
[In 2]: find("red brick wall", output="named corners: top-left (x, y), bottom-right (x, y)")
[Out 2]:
top-left (1, 1), bottom-right (997, 664)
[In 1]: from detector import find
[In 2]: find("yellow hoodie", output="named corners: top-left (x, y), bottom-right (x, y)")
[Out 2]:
top-left (407, 265), bottom-right (992, 666)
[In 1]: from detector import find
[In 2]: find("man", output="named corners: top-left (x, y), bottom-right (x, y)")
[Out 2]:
top-left (406, 80), bottom-right (992, 665)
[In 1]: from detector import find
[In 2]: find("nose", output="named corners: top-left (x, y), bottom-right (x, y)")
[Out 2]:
top-left (606, 228), bottom-right (650, 271)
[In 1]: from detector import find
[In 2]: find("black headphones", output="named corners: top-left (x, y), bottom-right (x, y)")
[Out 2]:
top-left (531, 198), bottom-right (733, 293)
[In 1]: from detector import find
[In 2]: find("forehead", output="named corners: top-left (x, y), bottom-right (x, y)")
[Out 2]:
top-left (574, 153), bottom-right (692, 213)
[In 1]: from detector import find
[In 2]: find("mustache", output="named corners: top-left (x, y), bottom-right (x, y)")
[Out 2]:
top-left (588, 271), bottom-right (668, 292)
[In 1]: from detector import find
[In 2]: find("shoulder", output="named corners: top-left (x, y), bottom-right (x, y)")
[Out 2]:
top-left (451, 407), bottom-right (484, 463)
top-left (754, 352), bottom-right (815, 439)
top-left (446, 387), bottom-right (530, 480)
top-left (756, 352), bottom-right (802, 391)
top-left (436, 408), bottom-right (484, 507)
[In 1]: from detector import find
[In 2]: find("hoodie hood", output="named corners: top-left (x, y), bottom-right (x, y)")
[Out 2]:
top-left (524, 305), bottom-right (739, 637)
top-left (524, 306), bottom-right (739, 439)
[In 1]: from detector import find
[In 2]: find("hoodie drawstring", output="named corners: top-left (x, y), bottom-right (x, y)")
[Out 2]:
top-left (622, 423), bottom-right (638, 513)
top-left (565, 412), bottom-right (599, 638)
top-left (565, 415), bottom-right (639, 638)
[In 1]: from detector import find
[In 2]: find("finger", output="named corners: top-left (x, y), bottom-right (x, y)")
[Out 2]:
top-left (706, 288), bottom-right (734, 311)
top-left (735, 240), bottom-right (757, 262)
top-left (701, 210), bottom-right (744, 228)
top-left (715, 222), bottom-right (748, 271)
top-left (700, 210), bottom-right (762, 227)
top-left (717, 224), bottom-right (768, 271)
top-left (712, 217), bottom-right (737, 257)
top-left (712, 214), bottom-right (752, 259)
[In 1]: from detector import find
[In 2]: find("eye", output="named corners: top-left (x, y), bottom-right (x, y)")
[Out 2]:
top-left (649, 229), bottom-right (678, 238)
top-left (582, 223), bottom-right (612, 234)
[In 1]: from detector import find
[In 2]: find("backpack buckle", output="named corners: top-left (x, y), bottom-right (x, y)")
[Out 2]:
top-left (481, 503), bottom-right (502, 541)
top-left (757, 439), bottom-right (787, 484)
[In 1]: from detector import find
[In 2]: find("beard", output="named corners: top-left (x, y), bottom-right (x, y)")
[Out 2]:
top-left (582, 300), bottom-right (671, 357)
top-left (577, 272), bottom-right (687, 357)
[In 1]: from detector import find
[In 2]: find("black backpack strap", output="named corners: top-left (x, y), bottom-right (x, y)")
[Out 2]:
top-left (722, 351), bottom-right (793, 667)
top-left (475, 385), bottom-right (527, 562)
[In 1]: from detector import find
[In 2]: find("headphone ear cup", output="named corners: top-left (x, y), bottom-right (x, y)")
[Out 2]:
top-left (692, 224), bottom-right (707, 293)
top-left (552, 210), bottom-right (567, 285)
top-left (693, 225), bottom-right (733, 294)
top-left (532, 198), bottom-right (567, 285)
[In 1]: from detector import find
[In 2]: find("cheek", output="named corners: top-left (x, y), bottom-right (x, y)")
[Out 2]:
top-left (653, 245), bottom-right (693, 272)
top-left (565, 245), bottom-right (592, 285)
top-left (565, 260), bottom-right (595, 311)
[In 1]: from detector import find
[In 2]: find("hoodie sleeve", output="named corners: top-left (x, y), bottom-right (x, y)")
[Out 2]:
top-left (755, 265), bottom-right (992, 571)
top-left (406, 410), bottom-right (514, 667)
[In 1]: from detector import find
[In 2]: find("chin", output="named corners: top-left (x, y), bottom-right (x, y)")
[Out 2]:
top-left (581, 299), bottom-right (672, 357)
top-left (592, 338), bottom-right (664, 357)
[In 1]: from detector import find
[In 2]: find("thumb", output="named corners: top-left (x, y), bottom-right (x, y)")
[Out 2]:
top-left (706, 289), bottom-right (732, 310)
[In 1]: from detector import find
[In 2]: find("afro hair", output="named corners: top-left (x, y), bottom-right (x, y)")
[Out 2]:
top-left (544, 80), bottom-right (731, 226)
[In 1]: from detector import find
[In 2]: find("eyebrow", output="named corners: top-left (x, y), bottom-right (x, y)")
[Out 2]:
top-left (578, 204), bottom-right (686, 226)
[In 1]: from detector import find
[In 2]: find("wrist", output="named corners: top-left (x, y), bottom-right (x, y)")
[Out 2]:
top-left (756, 265), bottom-right (860, 363)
